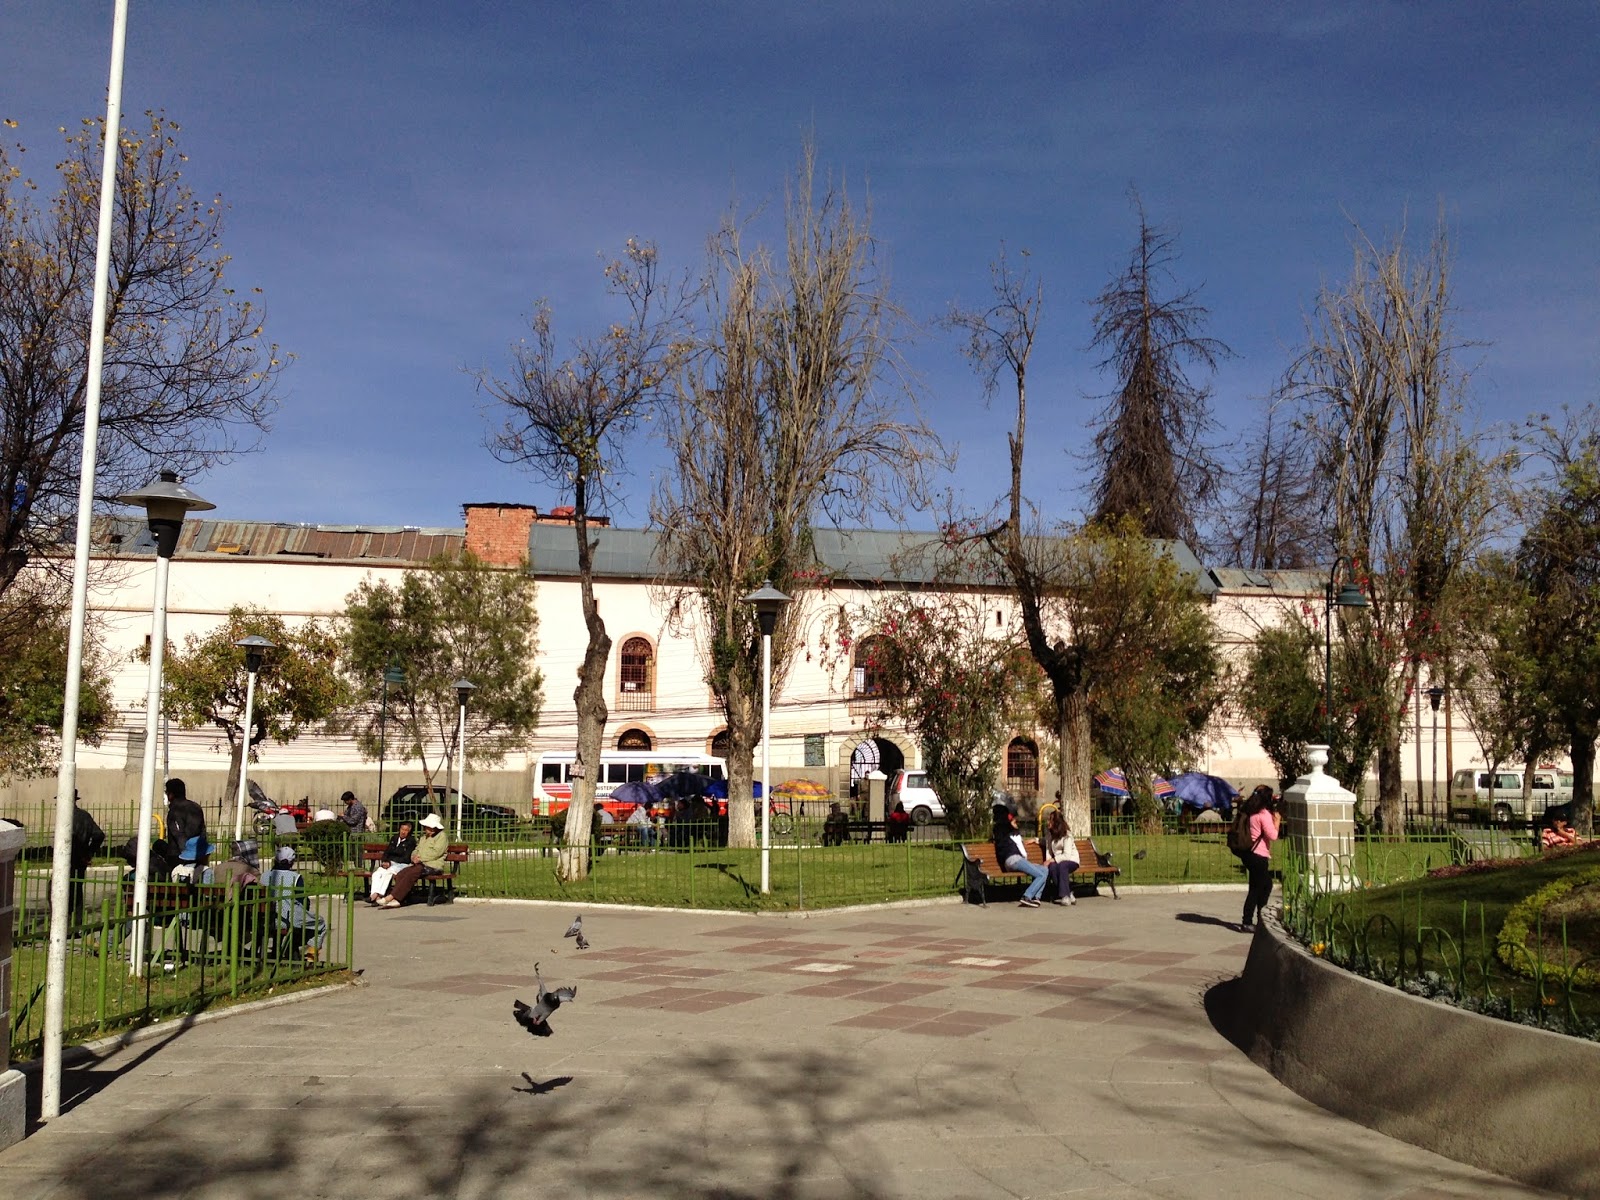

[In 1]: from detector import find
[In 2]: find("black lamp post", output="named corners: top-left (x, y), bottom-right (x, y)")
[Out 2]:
top-left (740, 580), bottom-right (791, 895)
top-left (376, 658), bottom-right (406, 821)
top-left (1323, 556), bottom-right (1369, 749)
top-left (452, 678), bottom-right (476, 839)
top-left (1427, 685), bottom-right (1445, 823)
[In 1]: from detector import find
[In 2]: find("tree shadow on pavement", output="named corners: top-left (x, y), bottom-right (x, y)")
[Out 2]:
top-left (38, 1045), bottom-right (954, 1200)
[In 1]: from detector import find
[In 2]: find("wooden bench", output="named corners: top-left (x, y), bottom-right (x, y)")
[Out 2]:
top-left (360, 843), bottom-right (469, 905)
top-left (957, 837), bottom-right (1120, 905)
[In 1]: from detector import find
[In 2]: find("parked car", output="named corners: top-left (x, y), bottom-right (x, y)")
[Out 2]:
top-left (383, 785), bottom-right (519, 834)
top-left (1448, 768), bottom-right (1573, 825)
top-left (889, 770), bottom-right (945, 825)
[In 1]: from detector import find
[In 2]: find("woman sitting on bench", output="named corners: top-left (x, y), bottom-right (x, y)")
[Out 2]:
top-left (382, 813), bottom-right (448, 908)
top-left (993, 803), bottom-right (1048, 909)
top-left (1041, 809), bottom-right (1079, 906)
top-left (368, 820), bottom-right (416, 905)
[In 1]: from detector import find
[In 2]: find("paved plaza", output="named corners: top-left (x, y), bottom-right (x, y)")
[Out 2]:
top-left (2, 888), bottom-right (1557, 1199)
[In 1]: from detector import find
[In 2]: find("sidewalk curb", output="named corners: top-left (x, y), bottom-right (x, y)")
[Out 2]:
top-left (12, 976), bottom-right (359, 1075)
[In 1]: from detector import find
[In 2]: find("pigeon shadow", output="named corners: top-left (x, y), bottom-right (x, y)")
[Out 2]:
top-left (513, 1073), bottom-right (572, 1095)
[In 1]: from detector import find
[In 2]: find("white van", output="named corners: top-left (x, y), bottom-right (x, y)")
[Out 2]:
top-left (1448, 768), bottom-right (1573, 824)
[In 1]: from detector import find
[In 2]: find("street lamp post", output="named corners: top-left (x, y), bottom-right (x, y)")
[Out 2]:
top-left (741, 581), bottom-right (791, 895)
top-left (452, 679), bottom-right (475, 840)
top-left (231, 635), bottom-right (277, 840)
top-left (39, 0), bottom-right (133, 1122)
top-left (1323, 556), bottom-right (1369, 749)
top-left (376, 658), bottom-right (406, 822)
top-left (120, 472), bottom-right (215, 978)
top-left (1427, 686), bottom-right (1445, 825)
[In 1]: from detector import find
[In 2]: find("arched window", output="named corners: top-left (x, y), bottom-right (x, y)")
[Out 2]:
top-left (1005, 737), bottom-right (1040, 801)
top-left (616, 727), bottom-right (652, 751)
top-left (709, 728), bottom-right (730, 756)
top-left (618, 636), bottom-right (654, 711)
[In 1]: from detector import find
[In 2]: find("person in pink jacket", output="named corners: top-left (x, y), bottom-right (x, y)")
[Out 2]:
top-left (1239, 784), bottom-right (1281, 930)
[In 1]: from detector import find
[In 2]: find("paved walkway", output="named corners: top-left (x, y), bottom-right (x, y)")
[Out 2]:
top-left (2, 889), bottom-right (1555, 1199)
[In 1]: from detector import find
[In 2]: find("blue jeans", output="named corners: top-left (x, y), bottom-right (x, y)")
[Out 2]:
top-left (1005, 855), bottom-right (1048, 901)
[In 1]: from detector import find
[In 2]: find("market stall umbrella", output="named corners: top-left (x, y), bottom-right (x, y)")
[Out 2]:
top-left (1167, 772), bottom-right (1238, 814)
top-left (655, 771), bottom-right (710, 800)
top-left (1093, 770), bottom-right (1130, 797)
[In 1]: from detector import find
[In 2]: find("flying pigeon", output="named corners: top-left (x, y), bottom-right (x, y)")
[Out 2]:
top-left (513, 962), bottom-right (577, 1037)
top-left (563, 914), bottom-right (583, 939)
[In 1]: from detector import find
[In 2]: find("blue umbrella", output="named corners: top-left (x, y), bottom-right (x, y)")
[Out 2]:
top-left (1167, 772), bottom-right (1238, 815)
top-left (703, 778), bottom-right (761, 799)
top-left (608, 780), bottom-right (661, 808)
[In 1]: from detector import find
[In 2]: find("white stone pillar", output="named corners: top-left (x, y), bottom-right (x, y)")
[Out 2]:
top-left (1281, 745), bottom-right (1357, 891)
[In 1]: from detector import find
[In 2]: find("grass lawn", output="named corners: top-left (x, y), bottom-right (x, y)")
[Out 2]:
top-left (1291, 842), bottom-right (1600, 1029)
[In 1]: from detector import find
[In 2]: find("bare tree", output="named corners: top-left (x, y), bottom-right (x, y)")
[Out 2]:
top-left (0, 113), bottom-right (281, 594)
top-left (1288, 216), bottom-right (1504, 829)
top-left (654, 147), bottom-right (936, 849)
top-left (1088, 197), bottom-right (1228, 551)
top-left (475, 242), bottom-right (688, 878)
top-left (1214, 403), bottom-right (1321, 570)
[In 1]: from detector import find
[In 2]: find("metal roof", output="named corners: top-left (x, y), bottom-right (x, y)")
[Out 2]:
top-left (1208, 566), bottom-right (1324, 596)
top-left (527, 523), bottom-right (1216, 594)
top-left (95, 516), bottom-right (464, 564)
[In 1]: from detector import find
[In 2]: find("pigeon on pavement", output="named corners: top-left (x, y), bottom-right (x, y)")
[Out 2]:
top-left (513, 962), bottom-right (577, 1037)
top-left (563, 914), bottom-right (583, 939)
top-left (574, 930), bottom-right (590, 950)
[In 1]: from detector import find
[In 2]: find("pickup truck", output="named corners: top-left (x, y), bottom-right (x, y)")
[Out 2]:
top-left (1448, 768), bottom-right (1573, 825)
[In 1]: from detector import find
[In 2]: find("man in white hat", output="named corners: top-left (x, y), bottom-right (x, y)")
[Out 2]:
top-left (382, 812), bottom-right (448, 907)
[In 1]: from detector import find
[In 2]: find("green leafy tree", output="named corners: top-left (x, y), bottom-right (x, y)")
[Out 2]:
top-left (1518, 416), bottom-right (1600, 836)
top-left (0, 582), bottom-right (114, 776)
top-left (1068, 520), bottom-right (1228, 828)
top-left (0, 113), bottom-right (281, 598)
top-left (826, 592), bottom-right (1035, 837)
top-left (1450, 555), bottom-right (1560, 816)
top-left (1238, 616), bottom-right (1384, 795)
top-left (342, 552), bottom-right (544, 807)
top-left (163, 607), bottom-right (348, 816)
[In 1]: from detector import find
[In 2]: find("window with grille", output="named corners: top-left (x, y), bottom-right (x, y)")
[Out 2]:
top-left (710, 728), bottom-right (730, 756)
top-left (1005, 738), bottom-right (1040, 798)
top-left (618, 636), bottom-right (654, 711)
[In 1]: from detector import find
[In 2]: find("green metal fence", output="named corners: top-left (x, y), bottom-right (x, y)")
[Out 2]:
top-left (9, 864), bottom-right (356, 1062)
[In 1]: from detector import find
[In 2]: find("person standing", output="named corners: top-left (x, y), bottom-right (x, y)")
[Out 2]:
top-left (339, 790), bottom-right (369, 835)
top-left (1239, 785), bottom-right (1281, 930)
top-left (993, 803), bottom-right (1048, 909)
top-left (164, 777), bottom-right (209, 881)
top-left (67, 791), bottom-right (105, 923)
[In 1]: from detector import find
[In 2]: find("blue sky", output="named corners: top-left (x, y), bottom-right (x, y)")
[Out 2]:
top-left (4, 2), bottom-right (1595, 535)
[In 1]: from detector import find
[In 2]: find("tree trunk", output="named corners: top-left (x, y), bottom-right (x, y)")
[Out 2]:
top-left (558, 503), bottom-right (611, 882)
top-left (223, 735), bottom-right (244, 828)
top-left (1571, 727), bottom-right (1595, 837)
top-left (1377, 737), bottom-right (1403, 836)
top-left (1059, 687), bottom-right (1092, 837)
top-left (724, 681), bottom-right (758, 849)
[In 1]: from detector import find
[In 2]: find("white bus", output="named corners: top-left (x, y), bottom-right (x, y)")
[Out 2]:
top-left (533, 750), bottom-right (726, 817)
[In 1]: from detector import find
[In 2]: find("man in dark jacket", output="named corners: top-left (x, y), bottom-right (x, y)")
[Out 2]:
top-left (67, 791), bottom-right (105, 921)
top-left (164, 777), bottom-right (209, 878)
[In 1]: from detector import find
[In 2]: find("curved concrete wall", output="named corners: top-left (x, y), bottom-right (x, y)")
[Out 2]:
top-left (1225, 918), bottom-right (1600, 1197)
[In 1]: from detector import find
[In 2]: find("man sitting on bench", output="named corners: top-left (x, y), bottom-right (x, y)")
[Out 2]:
top-left (382, 812), bottom-right (449, 907)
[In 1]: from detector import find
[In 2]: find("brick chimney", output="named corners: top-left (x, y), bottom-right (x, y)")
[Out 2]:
top-left (463, 503), bottom-right (538, 567)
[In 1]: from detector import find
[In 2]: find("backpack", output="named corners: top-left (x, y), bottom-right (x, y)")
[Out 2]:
top-left (1226, 810), bottom-right (1256, 858)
